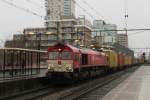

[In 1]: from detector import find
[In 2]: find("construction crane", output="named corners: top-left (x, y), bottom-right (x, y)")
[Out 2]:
top-left (124, 0), bottom-right (128, 34)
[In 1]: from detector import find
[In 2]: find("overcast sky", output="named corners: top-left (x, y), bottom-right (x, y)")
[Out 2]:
top-left (0, 0), bottom-right (150, 48)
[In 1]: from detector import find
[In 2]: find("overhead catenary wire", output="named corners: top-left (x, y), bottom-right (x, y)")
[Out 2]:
top-left (73, 0), bottom-right (95, 20)
top-left (80, 0), bottom-right (109, 22)
top-left (128, 30), bottom-right (148, 36)
top-left (0, 0), bottom-right (44, 18)
top-left (25, 0), bottom-right (44, 9)
top-left (76, 0), bottom-right (124, 30)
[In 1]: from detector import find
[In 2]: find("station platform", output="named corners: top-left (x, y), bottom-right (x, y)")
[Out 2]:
top-left (102, 65), bottom-right (150, 100)
top-left (0, 68), bottom-right (47, 83)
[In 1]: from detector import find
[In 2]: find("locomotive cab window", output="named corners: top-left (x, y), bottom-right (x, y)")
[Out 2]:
top-left (62, 52), bottom-right (71, 60)
top-left (49, 52), bottom-right (59, 60)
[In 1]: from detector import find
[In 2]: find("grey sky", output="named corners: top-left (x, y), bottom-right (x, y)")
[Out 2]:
top-left (0, 0), bottom-right (150, 48)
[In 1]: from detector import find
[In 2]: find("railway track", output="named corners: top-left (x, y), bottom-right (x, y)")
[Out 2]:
top-left (57, 67), bottom-right (136, 100)
top-left (12, 87), bottom-right (63, 100)
top-left (68, 67), bottom-right (138, 100)
top-left (32, 66), bottom-right (139, 100)
top-left (1, 66), bottom-right (139, 100)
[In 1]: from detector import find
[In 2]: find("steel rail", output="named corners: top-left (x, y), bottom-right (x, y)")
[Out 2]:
top-left (57, 67), bottom-right (139, 100)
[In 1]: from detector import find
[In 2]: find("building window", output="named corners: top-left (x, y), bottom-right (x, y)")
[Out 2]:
top-left (63, 34), bottom-right (71, 39)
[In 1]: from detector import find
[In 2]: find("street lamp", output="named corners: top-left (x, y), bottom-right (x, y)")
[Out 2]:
top-left (80, 45), bottom-right (84, 48)
top-left (24, 32), bottom-right (34, 49)
top-left (90, 44), bottom-right (94, 47)
top-left (46, 32), bottom-right (52, 35)
top-left (75, 39), bottom-right (79, 42)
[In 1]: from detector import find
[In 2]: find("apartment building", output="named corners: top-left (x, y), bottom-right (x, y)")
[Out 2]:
top-left (92, 20), bottom-right (118, 47)
top-left (117, 33), bottom-right (128, 47)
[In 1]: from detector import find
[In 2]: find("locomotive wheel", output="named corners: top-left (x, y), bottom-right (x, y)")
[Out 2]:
top-left (72, 72), bottom-right (79, 82)
top-left (88, 71), bottom-right (92, 78)
top-left (78, 71), bottom-right (85, 81)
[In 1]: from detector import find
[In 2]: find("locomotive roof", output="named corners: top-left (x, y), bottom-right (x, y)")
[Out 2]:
top-left (48, 43), bottom-right (103, 55)
top-left (79, 48), bottom-right (102, 55)
top-left (66, 44), bottom-right (104, 55)
top-left (48, 43), bottom-right (79, 52)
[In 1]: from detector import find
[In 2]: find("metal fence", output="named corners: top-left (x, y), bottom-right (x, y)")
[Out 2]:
top-left (0, 48), bottom-right (47, 81)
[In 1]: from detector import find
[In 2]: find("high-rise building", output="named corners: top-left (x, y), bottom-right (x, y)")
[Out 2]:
top-left (93, 20), bottom-right (106, 29)
top-left (44, 0), bottom-right (92, 48)
top-left (104, 24), bottom-right (117, 44)
top-left (45, 0), bottom-right (75, 27)
top-left (62, 0), bottom-right (75, 17)
top-left (117, 34), bottom-right (128, 47)
top-left (75, 16), bottom-right (92, 47)
top-left (45, 0), bottom-right (61, 21)
top-left (92, 20), bottom-right (117, 46)
top-left (5, 1), bottom-right (93, 49)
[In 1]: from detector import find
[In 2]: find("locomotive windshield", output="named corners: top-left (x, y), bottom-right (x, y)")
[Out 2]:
top-left (49, 52), bottom-right (59, 59)
top-left (49, 52), bottom-right (71, 60)
top-left (62, 52), bottom-right (71, 59)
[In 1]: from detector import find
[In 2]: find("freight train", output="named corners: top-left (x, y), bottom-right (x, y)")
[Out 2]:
top-left (46, 43), bottom-right (143, 79)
